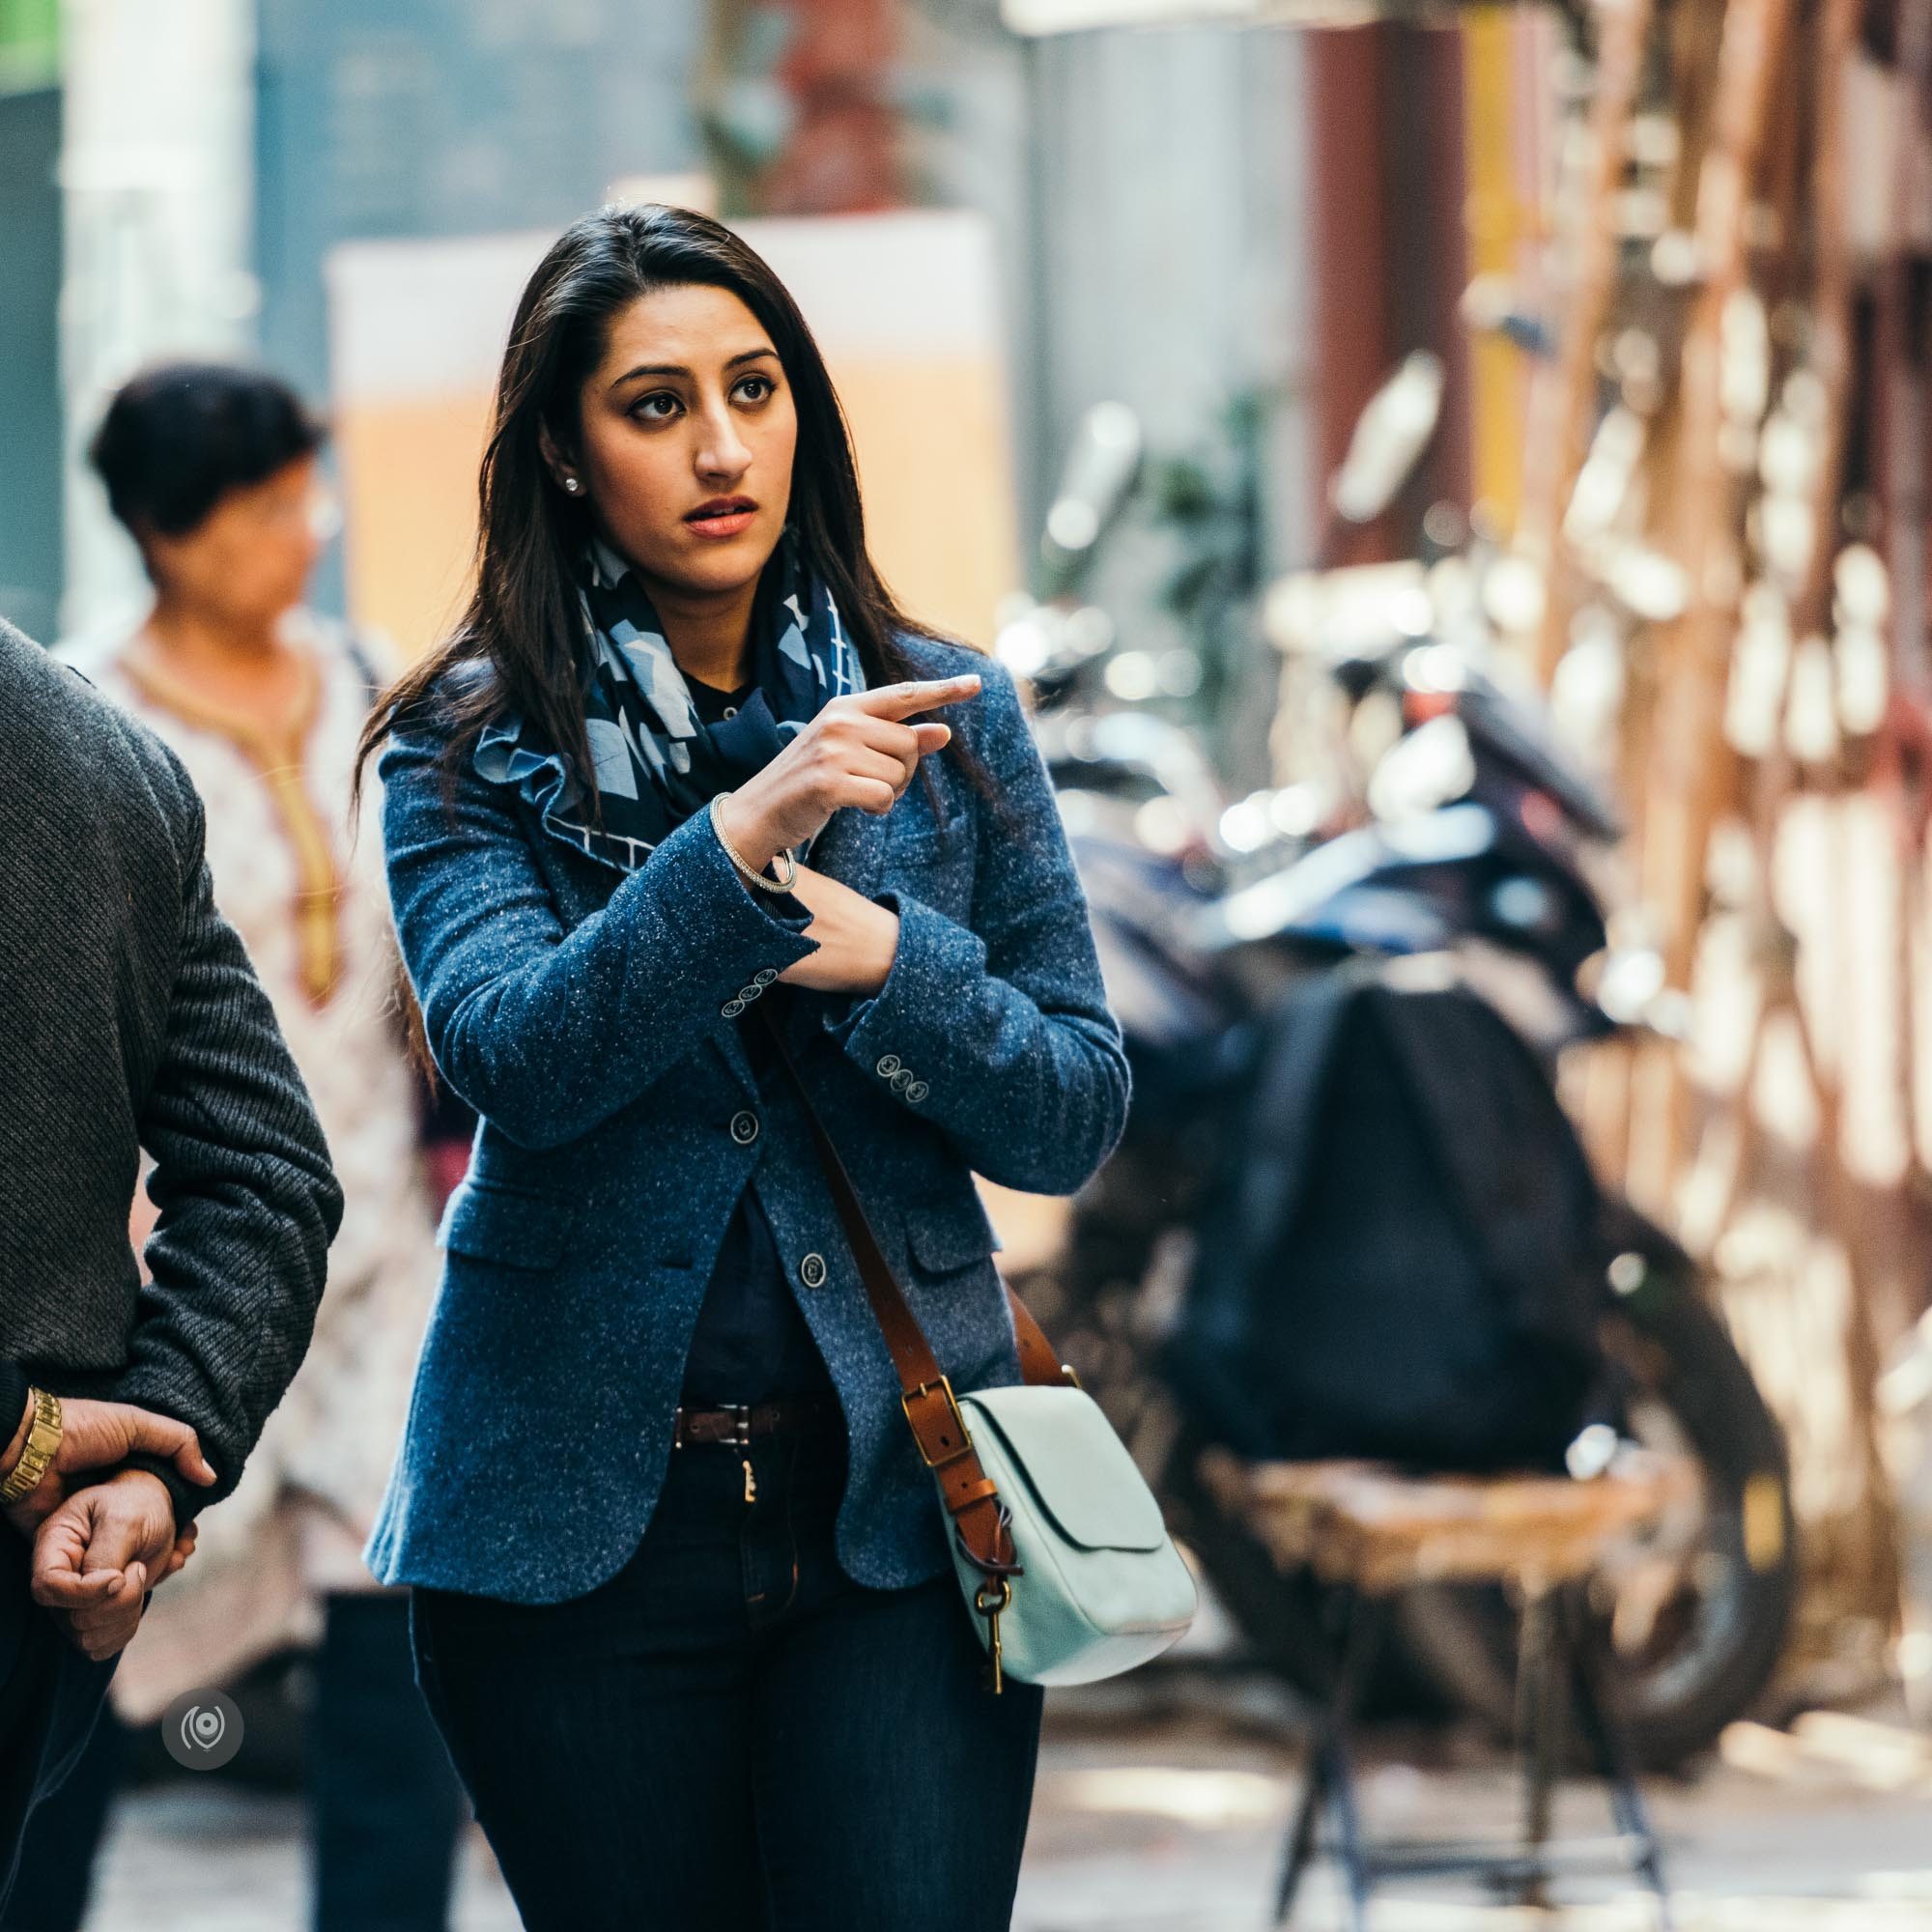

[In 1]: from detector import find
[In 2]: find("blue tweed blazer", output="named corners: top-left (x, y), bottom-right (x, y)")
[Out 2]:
top-left (364, 637), bottom-right (1129, 1604)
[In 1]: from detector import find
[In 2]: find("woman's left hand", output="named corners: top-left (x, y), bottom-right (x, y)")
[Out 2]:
top-left (778, 866), bottom-right (900, 996)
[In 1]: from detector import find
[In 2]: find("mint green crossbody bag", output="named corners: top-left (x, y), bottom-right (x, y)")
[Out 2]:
top-left (762, 1010), bottom-right (1197, 1690)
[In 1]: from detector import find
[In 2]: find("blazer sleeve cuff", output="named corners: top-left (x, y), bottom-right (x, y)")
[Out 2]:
top-left (828, 890), bottom-right (991, 1105)
top-left (647, 803), bottom-right (820, 1003)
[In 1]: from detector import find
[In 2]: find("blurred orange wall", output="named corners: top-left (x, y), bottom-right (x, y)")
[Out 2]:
top-left (325, 208), bottom-right (1020, 661)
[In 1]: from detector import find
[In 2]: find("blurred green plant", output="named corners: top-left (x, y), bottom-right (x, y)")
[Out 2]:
top-left (0, 0), bottom-right (58, 96)
top-left (1139, 390), bottom-right (1265, 758)
top-left (696, 0), bottom-right (799, 207)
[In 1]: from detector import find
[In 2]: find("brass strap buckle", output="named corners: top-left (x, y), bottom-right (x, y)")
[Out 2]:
top-left (901, 1375), bottom-right (974, 1468)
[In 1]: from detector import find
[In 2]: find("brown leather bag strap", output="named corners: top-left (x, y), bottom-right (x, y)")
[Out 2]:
top-left (756, 1007), bottom-right (1072, 1577)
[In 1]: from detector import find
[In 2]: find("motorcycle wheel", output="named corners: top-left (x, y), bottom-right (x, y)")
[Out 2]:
top-left (1394, 1286), bottom-right (1798, 1770)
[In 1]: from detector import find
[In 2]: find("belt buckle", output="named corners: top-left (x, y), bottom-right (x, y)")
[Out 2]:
top-left (725, 1402), bottom-right (753, 1450)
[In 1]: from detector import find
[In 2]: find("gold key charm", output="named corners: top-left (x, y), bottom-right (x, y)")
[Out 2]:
top-left (975, 1578), bottom-right (1012, 1695)
top-left (742, 1458), bottom-right (757, 1504)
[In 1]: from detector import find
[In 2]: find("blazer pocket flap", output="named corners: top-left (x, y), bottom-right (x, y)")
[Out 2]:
top-left (440, 1182), bottom-right (575, 1268)
top-left (907, 1194), bottom-right (1004, 1273)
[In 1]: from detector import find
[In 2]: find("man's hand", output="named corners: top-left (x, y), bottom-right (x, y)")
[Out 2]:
top-left (30, 1469), bottom-right (182, 1662)
top-left (1, 1393), bottom-right (216, 1536)
top-left (777, 866), bottom-right (901, 996)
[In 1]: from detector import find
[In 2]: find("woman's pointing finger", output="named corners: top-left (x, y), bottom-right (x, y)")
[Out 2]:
top-left (850, 675), bottom-right (981, 721)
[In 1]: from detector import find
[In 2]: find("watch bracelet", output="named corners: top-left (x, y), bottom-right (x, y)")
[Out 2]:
top-left (0, 1387), bottom-right (61, 1505)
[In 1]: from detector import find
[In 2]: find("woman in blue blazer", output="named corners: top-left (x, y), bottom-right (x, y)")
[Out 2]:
top-left (356, 203), bottom-right (1129, 1929)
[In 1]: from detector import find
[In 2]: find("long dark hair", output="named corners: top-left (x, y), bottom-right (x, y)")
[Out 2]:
top-left (355, 201), bottom-right (978, 810)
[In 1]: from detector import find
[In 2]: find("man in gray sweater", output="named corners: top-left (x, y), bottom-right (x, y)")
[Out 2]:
top-left (0, 619), bottom-right (342, 1899)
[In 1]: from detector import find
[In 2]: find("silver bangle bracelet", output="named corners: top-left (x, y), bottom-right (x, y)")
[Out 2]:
top-left (709, 792), bottom-right (798, 894)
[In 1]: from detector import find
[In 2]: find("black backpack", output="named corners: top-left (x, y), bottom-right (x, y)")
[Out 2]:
top-left (1166, 968), bottom-right (1605, 1472)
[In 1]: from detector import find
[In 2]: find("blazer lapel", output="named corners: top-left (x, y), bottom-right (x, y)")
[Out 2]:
top-left (805, 800), bottom-right (888, 903)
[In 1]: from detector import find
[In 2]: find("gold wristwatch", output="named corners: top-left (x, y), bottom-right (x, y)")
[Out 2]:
top-left (0, 1388), bottom-right (62, 1506)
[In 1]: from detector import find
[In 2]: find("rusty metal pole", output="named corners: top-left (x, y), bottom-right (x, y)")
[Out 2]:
top-left (1629, 0), bottom-right (1796, 1208)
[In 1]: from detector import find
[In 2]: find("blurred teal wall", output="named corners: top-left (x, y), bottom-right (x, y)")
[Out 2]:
top-left (252, 0), bottom-right (708, 614)
top-left (0, 80), bottom-right (60, 640)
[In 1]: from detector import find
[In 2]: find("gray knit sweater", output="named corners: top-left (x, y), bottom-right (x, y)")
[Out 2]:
top-left (0, 620), bottom-right (342, 1527)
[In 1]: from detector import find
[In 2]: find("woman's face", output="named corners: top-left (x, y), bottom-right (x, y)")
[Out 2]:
top-left (558, 283), bottom-right (798, 601)
top-left (144, 454), bottom-right (327, 630)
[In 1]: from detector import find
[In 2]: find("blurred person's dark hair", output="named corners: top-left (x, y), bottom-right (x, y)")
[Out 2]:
top-left (92, 361), bottom-right (326, 557)
top-left (355, 201), bottom-right (974, 815)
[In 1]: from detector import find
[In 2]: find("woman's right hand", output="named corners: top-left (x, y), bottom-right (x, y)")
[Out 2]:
top-left (713, 674), bottom-right (981, 871)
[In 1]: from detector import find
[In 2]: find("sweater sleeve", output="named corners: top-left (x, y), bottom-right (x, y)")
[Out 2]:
top-left (0, 1357), bottom-right (27, 1477)
top-left (112, 781), bottom-right (344, 1526)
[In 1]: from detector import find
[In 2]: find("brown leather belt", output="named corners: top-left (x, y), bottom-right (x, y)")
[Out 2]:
top-left (671, 1397), bottom-right (838, 1449)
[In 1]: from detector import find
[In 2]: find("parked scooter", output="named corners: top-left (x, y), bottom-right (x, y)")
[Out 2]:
top-left (993, 384), bottom-right (1797, 1767)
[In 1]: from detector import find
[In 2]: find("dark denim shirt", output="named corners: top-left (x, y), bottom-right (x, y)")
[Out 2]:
top-left (679, 675), bottom-right (832, 1405)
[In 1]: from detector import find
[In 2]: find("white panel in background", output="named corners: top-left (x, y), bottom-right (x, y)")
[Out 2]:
top-left (325, 206), bottom-right (1019, 659)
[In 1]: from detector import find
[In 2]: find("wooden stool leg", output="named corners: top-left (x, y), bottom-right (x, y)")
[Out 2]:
top-left (1511, 1586), bottom-right (1564, 1907)
top-left (1272, 1737), bottom-right (1330, 1924)
top-left (1562, 1590), bottom-right (1673, 1931)
top-left (1274, 1587), bottom-right (1381, 1929)
top-left (1325, 1720), bottom-right (1375, 1932)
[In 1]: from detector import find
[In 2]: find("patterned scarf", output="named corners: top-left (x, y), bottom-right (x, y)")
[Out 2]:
top-left (474, 523), bottom-right (863, 873)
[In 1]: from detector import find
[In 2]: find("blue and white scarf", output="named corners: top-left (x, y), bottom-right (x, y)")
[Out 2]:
top-left (474, 523), bottom-right (863, 873)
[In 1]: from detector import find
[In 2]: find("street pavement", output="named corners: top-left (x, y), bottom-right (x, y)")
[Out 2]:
top-left (58, 1672), bottom-right (1932, 1930)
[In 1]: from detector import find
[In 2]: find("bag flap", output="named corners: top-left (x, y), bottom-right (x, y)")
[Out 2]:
top-left (960, 1386), bottom-right (1169, 1553)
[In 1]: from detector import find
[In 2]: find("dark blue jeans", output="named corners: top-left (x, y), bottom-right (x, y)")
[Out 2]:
top-left (0, 1590), bottom-right (462, 1932)
top-left (411, 1418), bottom-right (1042, 1931)
top-left (0, 1529), bottom-right (115, 1918)
top-left (307, 1593), bottom-right (466, 1932)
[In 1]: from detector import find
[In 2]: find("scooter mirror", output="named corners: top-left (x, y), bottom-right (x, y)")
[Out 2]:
top-left (1040, 402), bottom-right (1144, 591)
top-left (1329, 352), bottom-right (1445, 526)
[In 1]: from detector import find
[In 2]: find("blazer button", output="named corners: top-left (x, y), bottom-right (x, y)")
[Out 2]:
top-left (729, 1110), bottom-right (759, 1146)
top-left (875, 1054), bottom-right (900, 1078)
top-left (906, 1080), bottom-right (929, 1103)
top-left (753, 968), bottom-right (779, 986)
top-left (721, 999), bottom-right (746, 1018)
top-left (799, 1252), bottom-right (828, 1290)
top-left (892, 1067), bottom-right (915, 1094)
top-left (737, 983), bottom-right (762, 1003)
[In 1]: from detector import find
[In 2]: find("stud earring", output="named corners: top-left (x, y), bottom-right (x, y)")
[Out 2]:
top-left (562, 476), bottom-right (582, 495)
